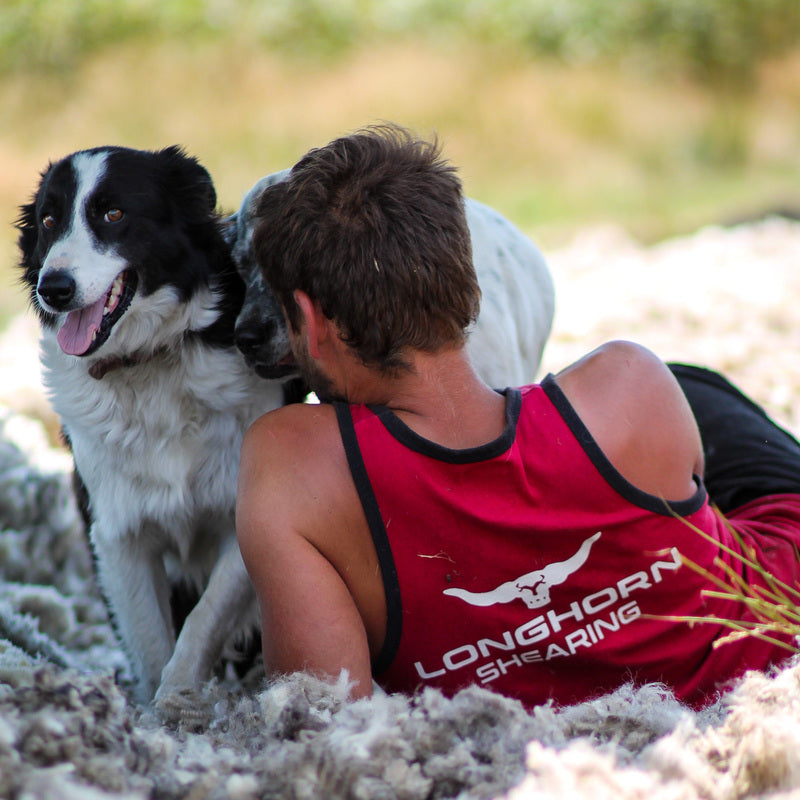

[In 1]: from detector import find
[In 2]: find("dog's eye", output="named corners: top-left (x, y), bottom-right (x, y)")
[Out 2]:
top-left (105, 209), bottom-right (123, 223)
top-left (42, 214), bottom-right (55, 230)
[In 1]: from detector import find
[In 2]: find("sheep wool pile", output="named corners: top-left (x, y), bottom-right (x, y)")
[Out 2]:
top-left (1, 217), bottom-right (800, 800)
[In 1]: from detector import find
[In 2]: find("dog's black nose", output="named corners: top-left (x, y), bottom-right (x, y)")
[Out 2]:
top-left (234, 325), bottom-right (263, 358)
top-left (38, 271), bottom-right (76, 310)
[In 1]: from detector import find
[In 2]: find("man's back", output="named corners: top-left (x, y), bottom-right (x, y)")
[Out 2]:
top-left (238, 337), bottom-right (716, 701)
top-left (334, 365), bottom-right (785, 707)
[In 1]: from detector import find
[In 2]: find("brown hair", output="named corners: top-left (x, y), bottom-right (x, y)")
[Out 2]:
top-left (253, 123), bottom-right (480, 372)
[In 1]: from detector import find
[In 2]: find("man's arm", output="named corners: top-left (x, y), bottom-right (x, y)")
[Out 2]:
top-left (555, 340), bottom-right (704, 501)
top-left (236, 405), bottom-right (374, 698)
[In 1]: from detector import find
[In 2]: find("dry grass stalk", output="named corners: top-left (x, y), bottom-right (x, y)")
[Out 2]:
top-left (657, 509), bottom-right (800, 652)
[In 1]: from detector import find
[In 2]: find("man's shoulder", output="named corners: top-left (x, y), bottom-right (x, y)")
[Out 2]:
top-left (249, 400), bottom-right (340, 442)
top-left (554, 341), bottom-right (702, 500)
top-left (238, 399), bottom-right (367, 559)
top-left (241, 401), bottom-right (345, 478)
top-left (556, 341), bottom-right (679, 412)
top-left (238, 400), bottom-right (354, 523)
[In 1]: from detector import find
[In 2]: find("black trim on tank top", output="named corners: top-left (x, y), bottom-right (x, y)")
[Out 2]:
top-left (366, 387), bottom-right (522, 464)
top-left (540, 373), bottom-right (707, 516)
top-left (334, 401), bottom-right (402, 675)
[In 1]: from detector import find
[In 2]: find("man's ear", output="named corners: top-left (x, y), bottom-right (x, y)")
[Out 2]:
top-left (293, 290), bottom-right (327, 359)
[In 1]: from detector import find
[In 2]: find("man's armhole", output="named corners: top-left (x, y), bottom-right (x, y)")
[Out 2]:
top-left (333, 402), bottom-right (402, 675)
top-left (541, 374), bottom-right (707, 516)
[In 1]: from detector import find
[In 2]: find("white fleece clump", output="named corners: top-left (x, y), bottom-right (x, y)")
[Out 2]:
top-left (2, 219), bottom-right (800, 798)
top-left (1, 406), bottom-right (800, 800)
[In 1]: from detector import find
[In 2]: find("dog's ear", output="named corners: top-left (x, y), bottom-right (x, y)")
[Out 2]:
top-left (16, 199), bottom-right (39, 263)
top-left (16, 160), bottom-right (55, 263)
top-left (159, 145), bottom-right (218, 222)
top-left (16, 200), bottom-right (43, 314)
top-left (16, 187), bottom-right (58, 327)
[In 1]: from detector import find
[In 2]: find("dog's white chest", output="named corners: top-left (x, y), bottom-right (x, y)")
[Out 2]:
top-left (41, 333), bottom-right (281, 539)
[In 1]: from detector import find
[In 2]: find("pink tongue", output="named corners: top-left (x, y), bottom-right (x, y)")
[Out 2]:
top-left (57, 295), bottom-right (107, 356)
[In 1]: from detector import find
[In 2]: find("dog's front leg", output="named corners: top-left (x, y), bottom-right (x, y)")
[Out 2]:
top-left (92, 529), bottom-right (175, 703)
top-left (155, 538), bottom-right (255, 701)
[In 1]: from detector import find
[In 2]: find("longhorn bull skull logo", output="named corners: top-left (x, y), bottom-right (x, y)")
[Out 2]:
top-left (443, 532), bottom-right (601, 610)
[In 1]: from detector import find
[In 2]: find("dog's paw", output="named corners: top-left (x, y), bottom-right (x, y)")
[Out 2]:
top-left (154, 642), bottom-right (212, 707)
top-left (153, 685), bottom-right (212, 731)
top-left (154, 664), bottom-right (200, 706)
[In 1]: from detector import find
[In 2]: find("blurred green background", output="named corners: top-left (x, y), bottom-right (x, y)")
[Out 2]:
top-left (2, 0), bottom-right (800, 325)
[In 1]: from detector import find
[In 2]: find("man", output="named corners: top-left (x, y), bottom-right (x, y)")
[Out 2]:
top-left (236, 124), bottom-right (800, 709)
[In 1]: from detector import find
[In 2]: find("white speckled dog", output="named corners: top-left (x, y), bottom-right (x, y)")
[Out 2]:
top-left (227, 171), bottom-right (555, 388)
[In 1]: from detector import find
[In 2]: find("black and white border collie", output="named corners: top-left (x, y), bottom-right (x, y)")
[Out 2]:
top-left (17, 146), bottom-right (284, 703)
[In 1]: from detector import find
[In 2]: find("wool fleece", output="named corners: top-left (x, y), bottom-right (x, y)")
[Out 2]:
top-left (1, 397), bottom-right (800, 800)
top-left (3, 217), bottom-right (800, 799)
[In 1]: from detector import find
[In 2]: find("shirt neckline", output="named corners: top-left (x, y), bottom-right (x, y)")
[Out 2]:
top-left (366, 387), bottom-right (522, 465)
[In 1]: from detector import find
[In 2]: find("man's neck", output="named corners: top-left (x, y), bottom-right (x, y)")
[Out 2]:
top-left (354, 347), bottom-right (509, 449)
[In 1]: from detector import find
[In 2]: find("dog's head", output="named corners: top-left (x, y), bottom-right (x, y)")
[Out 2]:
top-left (17, 145), bottom-right (239, 372)
top-left (224, 170), bottom-right (298, 380)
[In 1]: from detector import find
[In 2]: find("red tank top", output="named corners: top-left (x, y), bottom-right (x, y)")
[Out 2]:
top-left (335, 376), bottom-right (800, 708)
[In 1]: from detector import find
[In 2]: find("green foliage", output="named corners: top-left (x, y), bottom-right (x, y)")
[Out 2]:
top-left (2, 0), bottom-right (799, 87)
top-left (1, 0), bottom-right (157, 73)
top-left (455, 0), bottom-right (800, 86)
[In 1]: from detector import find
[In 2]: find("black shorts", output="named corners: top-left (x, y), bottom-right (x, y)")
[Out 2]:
top-left (669, 364), bottom-right (800, 514)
